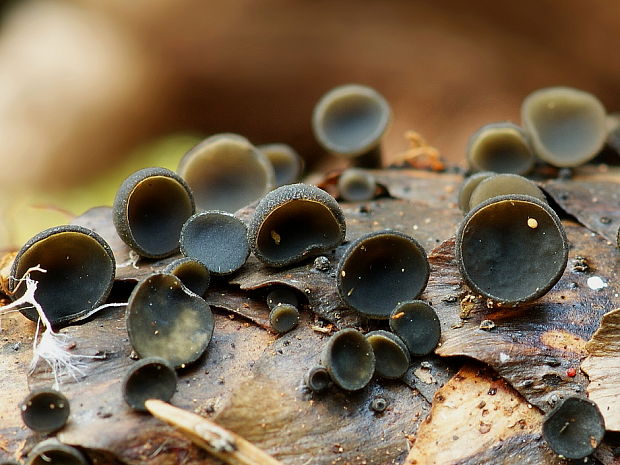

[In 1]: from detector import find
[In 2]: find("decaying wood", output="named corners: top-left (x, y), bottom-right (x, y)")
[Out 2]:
top-left (404, 364), bottom-right (565, 465)
top-left (581, 307), bottom-right (620, 432)
top-left (146, 399), bottom-right (283, 465)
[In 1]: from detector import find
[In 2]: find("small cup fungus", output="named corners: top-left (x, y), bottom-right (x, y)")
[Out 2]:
top-left (26, 440), bottom-right (88, 465)
top-left (321, 328), bottom-right (375, 391)
top-left (365, 330), bottom-right (410, 379)
top-left (122, 357), bottom-right (177, 412)
top-left (163, 258), bottom-right (210, 297)
top-left (389, 301), bottom-right (441, 357)
top-left (337, 168), bottom-right (377, 202)
top-left (20, 389), bottom-right (70, 434)
top-left (269, 303), bottom-right (300, 334)
top-left (467, 173), bottom-right (546, 211)
top-left (258, 143), bottom-right (304, 187)
top-left (457, 171), bottom-right (494, 214)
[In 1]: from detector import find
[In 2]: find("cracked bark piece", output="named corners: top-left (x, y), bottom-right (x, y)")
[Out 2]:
top-left (425, 220), bottom-right (619, 411)
top-left (581, 307), bottom-right (620, 432)
top-left (404, 364), bottom-right (564, 465)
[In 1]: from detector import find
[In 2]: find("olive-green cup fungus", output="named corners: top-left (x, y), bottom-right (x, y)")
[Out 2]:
top-left (467, 173), bottom-right (546, 212)
top-left (521, 86), bottom-right (607, 167)
top-left (266, 287), bottom-right (299, 310)
top-left (26, 440), bottom-right (88, 465)
top-left (20, 389), bottom-right (70, 434)
top-left (178, 133), bottom-right (275, 212)
top-left (113, 167), bottom-right (195, 259)
top-left (457, 171), bottom-right (494, 214)
top-left (467, 122), bottom-right (535, 175)
top-left (365, 330), bottom-right (410, 379)
top-left (126, 273), bottom-right (215, 368)
top-left (258, 143), bottom-right (304, 187)
top-left (9, 225), bottom-right (115, 327)
top-left (305, 366), bottom-right (331, 393)
top-left (122, 357), bottom-right (177, 412)
top-left (248, 183), bottom-right (346, 267)
top-left (542, 397), bottom-right (605, 460)
top-left (180, 211), bottom-right (250, 276)
top-left (389, 301), bottom-right (441, 357)
top-left (269, 303), bottom-right (300, 334)
top-left (321, 328), bottom-right (375, 391)
top-left (456, 195), bottom-right (568, 306)
top-left (337, 230), bottom-right (429, 319)
top-left (163, 258), bottom-right (210, 297)
top-left (337, 168), bottom-right (377, 202)
top-left (312, 84), bottom-right (391, 165)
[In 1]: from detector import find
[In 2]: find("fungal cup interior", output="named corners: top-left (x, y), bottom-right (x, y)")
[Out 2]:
top-left (20, 390), bottom-right (70, 433)
top-left (123, 357), bottom-right (177, 412)
top-left (322, 328), bottom-right (375, 391)
top-left (366, 330), bottom-right (410, 379)
top-left (468, 123), bottom-right (534, 174)
top-left (467, 173), bottom-right (545, 211)
top-left (389, 301), bottom-right (441, 357)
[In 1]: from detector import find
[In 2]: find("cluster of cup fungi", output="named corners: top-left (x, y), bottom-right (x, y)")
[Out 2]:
top-left (5, 83), bottom-right (615, 463)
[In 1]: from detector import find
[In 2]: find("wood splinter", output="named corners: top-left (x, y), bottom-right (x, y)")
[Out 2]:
top-left (144, 399), bottom-right (284, 465)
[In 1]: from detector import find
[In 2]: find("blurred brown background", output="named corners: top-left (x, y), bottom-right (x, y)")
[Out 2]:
top-left (1, 0), bottom-right (619, 248)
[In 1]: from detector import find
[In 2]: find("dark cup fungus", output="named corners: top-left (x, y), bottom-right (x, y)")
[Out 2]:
top-left (269, 304), bottom-right (300, 334)
top-left (163, 258), bottom-right (210, 297)
top-left (337, 168), bottom-right (377, 202)
top-left (305, 366), bottom-right (331, 393)
top-left (180, 211), bottom-right (250, 275)
top-left (389, 301), bottom-right (441, 357)
top-left (126, 273), bottom-right (214, 368)
top-left (178, 133), bottom-right (275, 212)
top-left (113, 167), bottom-right (195, 259)
top-left (20, 389), bottom-right (70, 434)
top-left (312, 84), bottom-right (391, 165)
top-left (542, 397), bottom-right (605, 460)
top-left (467, 173), bottom-right (546, 212)
top-left (337, 230), bottom-right (429, 319)
top-left (457, 171), bottom-right (494, 214)
top-left (521, 87), bottom-right (607, 167)
top-left (26, 440), bottom-right (88, 465)
top-left (122, 357), bottom-right (177, 412)
top-left (248, 183), bottom-right (346, 267)
top-left (365, 330), bottom-right (410, 379)
top-left (9, 225), bottom-right (115, 327)
top-left (467, 122), bottom-right (535, 175)
top-left (456, 195), bottom-right (568, 306)
top-left (258, 143), bottom-right (304, 187)
top-left (321, 328), bottom-right (375, 391)
top-left (266, 287), bottom-right (299, 310)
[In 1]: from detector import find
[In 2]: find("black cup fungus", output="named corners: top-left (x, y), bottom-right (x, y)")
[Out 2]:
top-left (258, 143), bottom-right (304, 187)
top-left (180, 211), bottom-right (250, 276)
top-left (9, 225), bottom-right (115, 327)
top-left (337, 230), bottom-right (429, 319)
top-left (266, 287), bottom-right (299, 310)
top-left (522, 87), bottom-right (606, 167)
top-left (305, 366), bottom-right (331, 393)
top-left (365, 330), bottom-right (410, 379)
top-left (122, 357), bottom-right (177, 412)
top-left (458, 171), bottom-right (494, 214)
top-left (542, 397), bottom-right (605, 460)
top-left (467, 123), bottom-right (535, 175)
top-left (321, 328), bottom-right (375, 391)
top-left (337, 168), bottom-right (377, 202)
top-left (126, 273), bottom-right (214, 368)
top-left (20, 389), bottom-right (70, 434)
top-left (26, 440), bottom-right (88, 465)
top-left (113, 167), bottom-right (195, 259)
top-left (456, 195), bottom-right (568, 306)
top-left (389, 301), bottom-right (441, 357)
top-left (467, 173), bottom-right (546, 211)
top-left (269, 303), bottom-right (300, 334)
top-left (248, 183), bottom-right (346, 267)
top-left (163, 258), bottom-right (210, 296)
top-left (178, 133), bottom-right (275, 212)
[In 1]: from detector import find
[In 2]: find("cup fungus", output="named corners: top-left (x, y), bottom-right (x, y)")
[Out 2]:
top-left (26, 440), bottom-right (88, 465)
top-left (365, 330), bottom-right (410, 379)
top-left (521, 87), bottom-right (607, 167)
top-left (321, 328), bottom-right (375, 391)
top-left (126, 273), bottom-right (214, 368)
top-left (20, 389), bottom-right (70, 433)
top-left (312, 84), bottom-right (391, 164)
top-left (180, 211), bottom-right (250, 275)
top-left (457, 171), bottom-right (494, 214)
top-left (456, 195), bottom-right (568, 306)
top-left (9, 225), bottom-right (115, 327)
top-left (337, 230), bottom-right (429, 319)
top-left (266, 287), bottom-right (299, 310)
top-left (248, 183), bottom-right (346, 267)
top-left (389, 301), bottom-right (441, 357)
top-left (467, 173), bottom-right (546, 212)
top-left (337, 168), bottom-right (377, 202)
top-left (122, 357), bottom-right (177, 412)
top-left (542, 397), bottom-right (605, 460)
top-left (305, 366), bottom-right (331, 393)
top-left (467, 123), bottom-right (535, 175)
top-left (178, 133), bottom-right (275, 212)
top-left (163, 258), bottom-right (210, 297)
top-left (269, 303), bottom-right (300, 334)
top-left (258, 143), bottom-right (304, 187)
